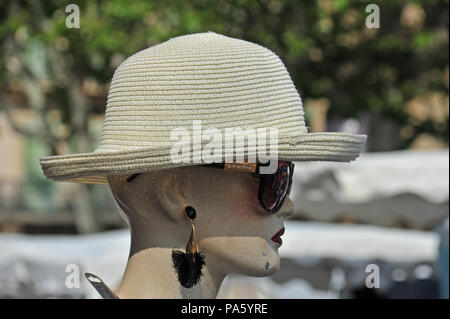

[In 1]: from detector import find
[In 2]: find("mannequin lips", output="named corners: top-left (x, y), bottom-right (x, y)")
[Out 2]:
top-left (271, 227), bottom-right (285, 246)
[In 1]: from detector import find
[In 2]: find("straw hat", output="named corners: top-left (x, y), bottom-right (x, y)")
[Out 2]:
top-left (39, 32), bottom-right (366, 184)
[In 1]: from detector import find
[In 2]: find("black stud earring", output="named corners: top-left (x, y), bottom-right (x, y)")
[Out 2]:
top-left (171, 206), bottom-right (205, 288)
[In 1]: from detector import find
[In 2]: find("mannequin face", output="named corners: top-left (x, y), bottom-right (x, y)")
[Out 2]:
top-left (187, 166), bottom-right (294, 277)
top-left (107, 165), bottom-right (294, 279)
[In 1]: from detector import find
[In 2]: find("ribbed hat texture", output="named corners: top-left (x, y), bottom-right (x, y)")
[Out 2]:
top-left (40, 32), bottom-right (366, 184)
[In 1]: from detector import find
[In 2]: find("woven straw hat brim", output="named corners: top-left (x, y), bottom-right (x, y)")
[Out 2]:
top-left (39, 132), bottom-right (366, 184)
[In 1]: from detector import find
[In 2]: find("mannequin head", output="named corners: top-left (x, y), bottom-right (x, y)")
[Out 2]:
top-left (107, 165), bottom-right (293, 280)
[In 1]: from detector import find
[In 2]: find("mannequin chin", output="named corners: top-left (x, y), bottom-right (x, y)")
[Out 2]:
top-left (106, 165), bottom-right (293, 299)
top-left (200, 236), bottom-right (281, 277)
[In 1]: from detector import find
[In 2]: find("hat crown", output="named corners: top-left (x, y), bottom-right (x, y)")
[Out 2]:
top-left (97, 32), bottom-right (307, 152)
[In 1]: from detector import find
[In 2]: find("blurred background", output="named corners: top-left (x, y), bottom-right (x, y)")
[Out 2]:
top-left (0, 0), bottom-right (448, 298)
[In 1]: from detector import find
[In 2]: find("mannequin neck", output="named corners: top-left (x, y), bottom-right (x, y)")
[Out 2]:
top-left (115, 247), bottom-right (225, 299)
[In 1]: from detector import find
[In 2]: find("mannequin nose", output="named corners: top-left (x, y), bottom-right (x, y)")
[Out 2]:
top-left (277, 196), bottom-right (294, 219)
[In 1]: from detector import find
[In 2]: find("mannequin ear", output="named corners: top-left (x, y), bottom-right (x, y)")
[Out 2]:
top-left (153, 168), bottom-right (188, 222)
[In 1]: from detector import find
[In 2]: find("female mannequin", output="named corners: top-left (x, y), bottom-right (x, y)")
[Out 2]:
top-left (106, 165), bottom-right (293, 298)
top-left (39, 32), bottom-right (366, 299)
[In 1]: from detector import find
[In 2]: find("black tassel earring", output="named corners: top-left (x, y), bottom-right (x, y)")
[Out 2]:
top-left (172, 206), bottom-right (205, 288)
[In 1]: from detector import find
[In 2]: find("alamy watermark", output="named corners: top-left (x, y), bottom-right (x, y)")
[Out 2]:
top-left (65, 4), bottom-right (80, 29)
top-left (65, 263), bottom-right (80, 288)
top-left (365, 263), bottom-right (380, 289)
top-left (365, 4), bottom-right (380, 29)
top-left (170, 120), bottom-right (279, 174)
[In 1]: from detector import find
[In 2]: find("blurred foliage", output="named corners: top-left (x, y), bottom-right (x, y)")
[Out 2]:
top-left (0, 0), bottom-right (449, 151)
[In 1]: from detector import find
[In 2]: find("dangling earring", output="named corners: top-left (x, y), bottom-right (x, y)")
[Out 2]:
top-left (172, 206), bottom-right (205, 288)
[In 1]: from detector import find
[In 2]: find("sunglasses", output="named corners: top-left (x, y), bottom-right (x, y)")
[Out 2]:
top-left (204, 160), bottom-right (294, 214)
top-left (126, 160), bottom-right (294, 215)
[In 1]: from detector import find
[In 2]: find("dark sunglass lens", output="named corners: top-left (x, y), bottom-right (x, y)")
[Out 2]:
top-left (259, 161), bottom-right (292, 213)
top-left (261, 174), bottom-right (278, 211)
